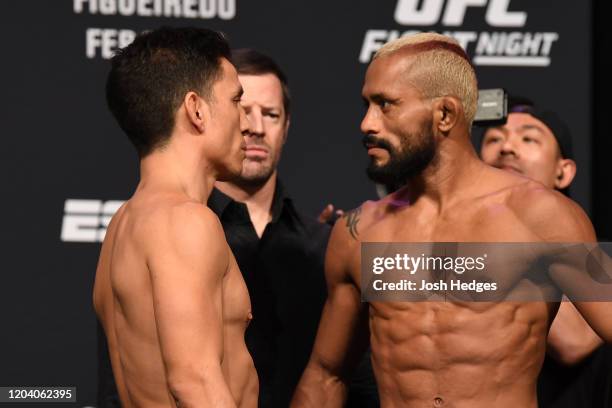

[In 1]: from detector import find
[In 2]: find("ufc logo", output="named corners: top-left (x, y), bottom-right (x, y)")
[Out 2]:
top-left (394, 0), bottom-right (527, 27)
top-left (60, 199), bottom-right (124, 242)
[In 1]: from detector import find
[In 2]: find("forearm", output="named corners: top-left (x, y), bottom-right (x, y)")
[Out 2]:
top-left (168, 369), bottom-right (237, 408)
top-left (291, 363), bottom-right (347, 408)
top-left (547, 301), bottom-right (603, 365)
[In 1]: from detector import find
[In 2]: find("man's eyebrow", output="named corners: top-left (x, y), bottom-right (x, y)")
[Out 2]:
top-left (261, 105), bottom-right (281, 111)
top-left (483, 126), bottom-right (507, 138)
top-left (517, 124), bottom-right (546, 134)
top-left (368, 93), bottom-right (392, 104)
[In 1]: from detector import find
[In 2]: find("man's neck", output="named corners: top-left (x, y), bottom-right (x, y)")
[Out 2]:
top-left (403, 136), bottom-right (487, 212)
top-left (138, 142), bottom-right (216, 204)
top-left (215, 172), bottom-right (278, 237)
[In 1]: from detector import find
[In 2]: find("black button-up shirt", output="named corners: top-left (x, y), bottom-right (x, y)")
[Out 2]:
top-left (209, 183), bottom-right (330, 408)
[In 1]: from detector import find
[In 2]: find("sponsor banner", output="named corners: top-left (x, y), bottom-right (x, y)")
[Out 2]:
top-left (360, 0), bottom-right (560, 66)
top-left (61, 199), bottom-right (125, 243)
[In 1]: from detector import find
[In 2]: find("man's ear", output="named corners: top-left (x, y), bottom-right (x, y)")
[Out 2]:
top-left (554, 158), bottom-right (577, 190)
top-left (432, 96), bottom-right (461, 135)
top-left (184, 91), bottom-right (207, 133)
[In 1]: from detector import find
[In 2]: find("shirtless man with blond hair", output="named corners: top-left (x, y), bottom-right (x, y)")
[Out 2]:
top-left (93, 27), bottom-right (257, 407)
top-left (291, 33), bottom-right (612, 407)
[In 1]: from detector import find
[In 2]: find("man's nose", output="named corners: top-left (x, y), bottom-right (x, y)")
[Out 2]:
top-left (239, 104), bottom-right (251, 136)
top-left (360, 107), bottom-right (380, 135)
top-left (500, 137), bottom-right (518, 157)
top-left (246, 110), bottom-right (265, 137)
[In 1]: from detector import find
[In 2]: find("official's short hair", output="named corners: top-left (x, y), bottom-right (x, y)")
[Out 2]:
top-left (106, 26), bottom-right (230, 157)
top-left (230, 48), bottom-right (291, 119)
top-left (375, 33), bottom-right (478, 126)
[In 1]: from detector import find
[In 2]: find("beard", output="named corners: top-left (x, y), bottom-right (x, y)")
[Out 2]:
top-left (364, 120), bottom-right (436, 189)
top-left (238, 156), bottom-right (276, 186)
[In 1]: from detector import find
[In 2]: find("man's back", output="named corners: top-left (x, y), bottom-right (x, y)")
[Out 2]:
top-left (94, 191), bottom-right (258, 407)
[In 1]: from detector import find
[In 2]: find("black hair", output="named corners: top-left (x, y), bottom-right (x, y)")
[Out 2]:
top-left (230, 48), bottom-right (291, 118)
top-left (106, 26), bottom-right (230, 157)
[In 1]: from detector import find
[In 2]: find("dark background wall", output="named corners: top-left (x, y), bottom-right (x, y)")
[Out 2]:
top-left (0, 1), bottom-right (603, 407)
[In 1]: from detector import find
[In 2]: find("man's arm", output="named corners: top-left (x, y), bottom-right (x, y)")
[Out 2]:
top-left (291, 208), bottom-right (370, 408)
top-left (522, 187), bottom-right (612, 343)
top-left (547, 300), bottom-right (603, 365)
top-left (146, 203), bottom-right (236, 407)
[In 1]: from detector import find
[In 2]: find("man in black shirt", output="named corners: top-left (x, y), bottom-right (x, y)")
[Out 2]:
top-left (212, 48), bottom-right (330, 407)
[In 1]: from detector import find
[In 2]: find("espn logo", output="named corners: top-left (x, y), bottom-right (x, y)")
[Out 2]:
top-left (61, 199), bottom-right (124, 243)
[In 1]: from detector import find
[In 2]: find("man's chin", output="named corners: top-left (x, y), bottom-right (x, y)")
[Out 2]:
top-left (237, 165), bottom-right (274, 186)
top-left (366, 165), bottom-right (398, 186)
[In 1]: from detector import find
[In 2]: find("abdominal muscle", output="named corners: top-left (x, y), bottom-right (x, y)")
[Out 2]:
top-left (369, 301), bottom-right (551, 408)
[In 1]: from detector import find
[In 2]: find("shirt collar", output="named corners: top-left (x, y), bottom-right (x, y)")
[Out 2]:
top-left (208, 180), bottom-right (298, 223)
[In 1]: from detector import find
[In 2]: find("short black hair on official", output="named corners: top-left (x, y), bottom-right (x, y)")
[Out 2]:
top-left (230, 48), bottom-right (291, 118)
top-left (106, 26), bottom-right (230, 157)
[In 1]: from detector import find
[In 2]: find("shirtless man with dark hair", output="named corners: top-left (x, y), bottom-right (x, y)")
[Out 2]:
top-left (94, 27), bottom-right (257, 407)
top-left (291, 33), bottom-right (612, 408)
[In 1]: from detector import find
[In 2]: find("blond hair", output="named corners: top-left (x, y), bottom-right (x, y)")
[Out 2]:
top-left (374, 33), bottom-right (478, 126)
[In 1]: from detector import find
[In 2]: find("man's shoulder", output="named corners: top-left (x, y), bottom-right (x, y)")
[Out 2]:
top-left (128, 194), bottom-right (225, 248)
top-left (497, 179), bottom-right (595, 242)
top-left (330, 199), bottom-right (382, 244)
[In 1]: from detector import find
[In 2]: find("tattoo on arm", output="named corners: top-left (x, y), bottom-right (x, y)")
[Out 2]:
top-left (344, 207), bottom-right (361, 240)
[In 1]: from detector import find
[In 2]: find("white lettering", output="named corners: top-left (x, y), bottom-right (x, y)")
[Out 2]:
top-left (86, 28), bottom-right (136, 59)
top-left (101, 29), bottom-right (118, 59)
top-left (486, 0), bottom-right (526, 27)
top-left (359, 30), bottom-right (392, 63)
top-left (74, 0), bottom-right (91, 13)
top-left (137, 0), bottom-right (153, 16)
top-left (153, 0), bottom-right (163, 15)
top-left (75, 0), bottom-right (235, 18)
top-left (118, 0), bottom-right (136, 15)
top-left (165, 0), bottom-right (181, 17)
top-left (443, 31), bottom-right (477, 50)
top-left (540, 32), bottom-right (559, 55)
top-left (118, 29), bottom-right (136, 49)
top-left (61, 199), bottom-right (125, 243)
top-left (505, 31), bottom-right (522, 56)
top-left (199, 0), bottom-right (216, 18)
top-left (442, 0), bottom-right (487, 27)
top-left (218, 0), bottom-right (236, 20)
top-left (521, 32), bottom-right (542, 56)
top-left (394, 0), bottom-right (444, 25)
top-left (100, 0), bottom-right (117, 14)
top-left (373, 257), bottom-right (385, 274)
top-left (183, 0), bottom-right (198, 18)
top-left (86, 28), bottom-right (103, 59)
top-left (475, 31), bottom-right (498, 55)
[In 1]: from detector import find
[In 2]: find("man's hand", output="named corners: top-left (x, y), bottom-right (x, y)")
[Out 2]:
top-left (317, 204), bottom-right (344, 225)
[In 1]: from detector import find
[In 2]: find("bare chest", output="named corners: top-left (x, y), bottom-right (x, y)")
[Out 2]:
top-left (353, 205), bottom-right (558, 302)
top-left (223, 252), bottom-right (253, 327)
